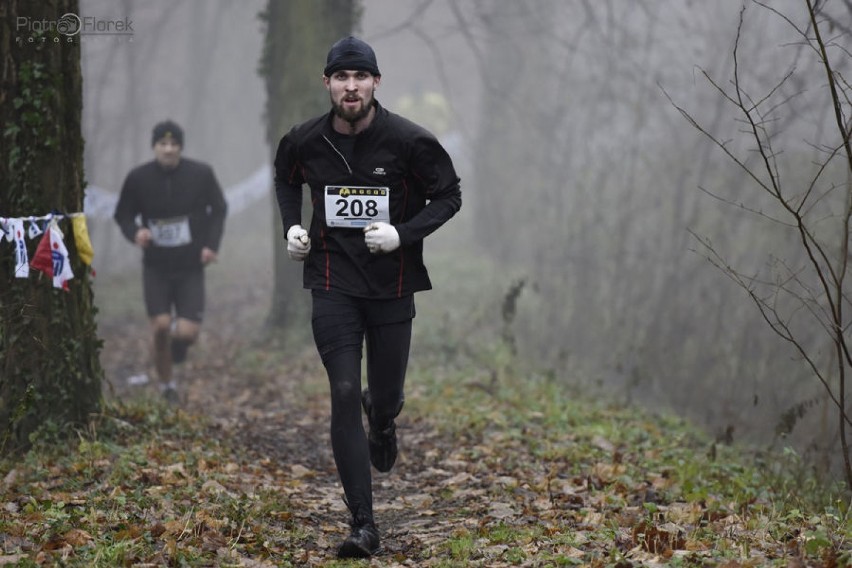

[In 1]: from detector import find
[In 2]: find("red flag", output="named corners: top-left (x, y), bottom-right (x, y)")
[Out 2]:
top-left (30, 229), bottom-right (53, 275)
top-left (29, 220), bottom-right (74, 290)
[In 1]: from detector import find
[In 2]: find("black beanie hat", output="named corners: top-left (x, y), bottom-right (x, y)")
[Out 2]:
top-left (323, 36), bottom-right (380, 77)
top-left (151, 120), bottom-right (184, 147)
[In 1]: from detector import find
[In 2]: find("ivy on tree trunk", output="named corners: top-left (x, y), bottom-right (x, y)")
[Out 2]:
top-left (0, 0), bottom-right (103, 453)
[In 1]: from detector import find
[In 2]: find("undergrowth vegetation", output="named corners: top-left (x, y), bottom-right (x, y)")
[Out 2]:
top-left (1, 327), bottom-right (850, 566)
top-left (2, 236), bottom-right (850, 566)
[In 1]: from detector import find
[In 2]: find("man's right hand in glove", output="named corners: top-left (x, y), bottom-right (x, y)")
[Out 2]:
top-left (286, 225), bottom-right (311, 261)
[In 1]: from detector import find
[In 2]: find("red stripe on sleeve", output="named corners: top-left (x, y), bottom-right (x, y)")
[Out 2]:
top-left (320, 229), bottom-right (330, 290)
top-left (397, 249), bottom-right (404, 297)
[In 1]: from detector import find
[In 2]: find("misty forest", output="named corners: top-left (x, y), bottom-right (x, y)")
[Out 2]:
top-left (1, 0), bottom-right (852, 566)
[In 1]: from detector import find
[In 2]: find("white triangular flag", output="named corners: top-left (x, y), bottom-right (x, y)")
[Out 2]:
top-left (9, 218), bottom-right (29, 278)
top-left (0, 218), bottom-right (7, 242)
top-left (28, 218), bottom-right (43, 239)
top-left (48, 220), bottom-right (74, 290)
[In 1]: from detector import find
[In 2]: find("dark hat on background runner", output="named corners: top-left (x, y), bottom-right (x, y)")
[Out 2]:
top-left (151, 120), bottom-right (184, 147)
top-left (324, 36), bottom-right (380, 77)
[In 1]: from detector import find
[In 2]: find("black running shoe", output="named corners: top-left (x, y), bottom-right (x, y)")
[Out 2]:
top-left (361, 389), bottom-right (398, 473)
top-left (337, 520), bottom-right (381, 558)
top-left (162, 386), bottom-right (180, 406)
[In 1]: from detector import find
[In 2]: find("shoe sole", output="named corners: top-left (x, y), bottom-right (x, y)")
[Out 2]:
top-left (337, 541), bottom-right (382, 558)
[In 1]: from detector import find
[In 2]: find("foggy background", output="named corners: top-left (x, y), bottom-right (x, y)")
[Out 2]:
top-left (79, 0), bottom-right (851, 476)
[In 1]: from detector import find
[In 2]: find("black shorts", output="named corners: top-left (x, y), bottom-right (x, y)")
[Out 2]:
top-left (311, 289), bottom-right (414, 363)
top-left (142, 264), bottom-right (205, 322)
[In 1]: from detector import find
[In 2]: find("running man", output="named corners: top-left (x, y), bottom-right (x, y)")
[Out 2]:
top-left (114, 120), bottom-right (227, 403)
top-left (273, 36), bottom-right (462, 558)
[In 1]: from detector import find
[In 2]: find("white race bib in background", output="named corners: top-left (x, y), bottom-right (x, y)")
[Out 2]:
top-left (149, 216), bottom-right (191, 247)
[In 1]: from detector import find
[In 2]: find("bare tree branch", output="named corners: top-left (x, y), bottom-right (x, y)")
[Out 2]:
top-left (673, 0), bottom-right (852, 487)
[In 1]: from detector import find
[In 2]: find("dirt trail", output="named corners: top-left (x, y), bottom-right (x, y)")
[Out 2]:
top-left (97, 284), bottom-right (472, 563)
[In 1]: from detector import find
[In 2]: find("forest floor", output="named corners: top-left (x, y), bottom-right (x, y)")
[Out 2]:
top-left (95, 283), bottom-right (487, 564)
top-left (1, 268), bottom-right (851, 567)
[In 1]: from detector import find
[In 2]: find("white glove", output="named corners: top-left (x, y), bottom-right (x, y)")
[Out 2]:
top-left (286, 225), bottom-right (311, 261)
top-left (363, 222), bottom-right (400, 254)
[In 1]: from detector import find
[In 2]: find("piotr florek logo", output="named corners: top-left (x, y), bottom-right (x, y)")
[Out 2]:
top-left (16, 12), bottom-right (134, 45)
top-left (57, 13), bottom-right (82, 35)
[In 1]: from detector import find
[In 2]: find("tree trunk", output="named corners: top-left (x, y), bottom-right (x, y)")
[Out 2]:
top-left (0, 0), bottom-right (102, 453)
top-left (259, 0), bottom-right (361, 328)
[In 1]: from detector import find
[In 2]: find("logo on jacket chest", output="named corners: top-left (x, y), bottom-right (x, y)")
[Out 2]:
top-left (372, 167), bottom-right (386, 176)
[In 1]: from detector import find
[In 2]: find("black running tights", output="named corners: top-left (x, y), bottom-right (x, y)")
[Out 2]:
top-left (312, 294), bottom-right (412, 521)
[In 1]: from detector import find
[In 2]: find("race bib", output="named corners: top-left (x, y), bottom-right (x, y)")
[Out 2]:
top-left (325, 185), bottom-right (390, 228)
top-left (149, 216), bottom-right (191, 247)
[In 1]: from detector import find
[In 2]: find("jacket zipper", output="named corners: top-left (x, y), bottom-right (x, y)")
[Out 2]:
top-left (322, 135), bottom-right (353, 174)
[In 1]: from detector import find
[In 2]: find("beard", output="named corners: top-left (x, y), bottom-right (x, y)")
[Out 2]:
top-left (331, 94), bottom-right (373, 124)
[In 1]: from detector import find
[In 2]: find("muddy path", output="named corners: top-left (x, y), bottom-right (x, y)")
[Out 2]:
top-left (96, 280), bottom-right (478, 564)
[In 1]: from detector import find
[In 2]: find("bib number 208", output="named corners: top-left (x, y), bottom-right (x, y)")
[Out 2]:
top-left (336, 198), bottom-right (378, 218)
top-left (324, 185), bottom-right (390, 228)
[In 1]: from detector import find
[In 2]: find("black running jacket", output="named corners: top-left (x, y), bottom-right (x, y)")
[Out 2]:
top-left (274, 102), bottom-right (462, 299)
top-left (114, 158), bottom-right (227, 270)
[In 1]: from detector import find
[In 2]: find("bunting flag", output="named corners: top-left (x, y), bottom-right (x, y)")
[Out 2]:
top-left (1, 211), bottom-right (91, 288)
top-left (30, 219), bottom-right (74, 291)
top-left (49, 219), bottom-right (75, 290)
top-left (30, 225), bottom-right (53, 273)
top-left (28, 217), bottom-right (44, 239)
top-left (71, 215), bottom-right (94, 265)
top-left (10, 218), bottom-right (30, 278)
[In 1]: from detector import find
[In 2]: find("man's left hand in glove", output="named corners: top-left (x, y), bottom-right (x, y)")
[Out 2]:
top-left (363, 222), bottom-right (400, 254)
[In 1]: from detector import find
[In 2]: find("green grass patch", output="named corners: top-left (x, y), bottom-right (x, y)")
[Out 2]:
top-left (2, 271), bottom-right (851, 567)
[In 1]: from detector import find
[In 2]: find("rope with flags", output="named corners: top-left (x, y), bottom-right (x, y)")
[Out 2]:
top-left (0, 212), bottom-right (93, 291)
top-left (1, 164), bottom-right (272, 289)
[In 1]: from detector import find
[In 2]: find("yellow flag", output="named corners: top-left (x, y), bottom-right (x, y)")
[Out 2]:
top-left (71, 215), bottom-right (94, 265)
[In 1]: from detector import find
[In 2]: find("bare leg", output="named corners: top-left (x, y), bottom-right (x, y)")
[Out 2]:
top-left (171, 318), bottom-right (200, 364)
top-left (150, 314), bottom-right (173, 386)
top-left (172, 318), bottom-right (200, 346)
